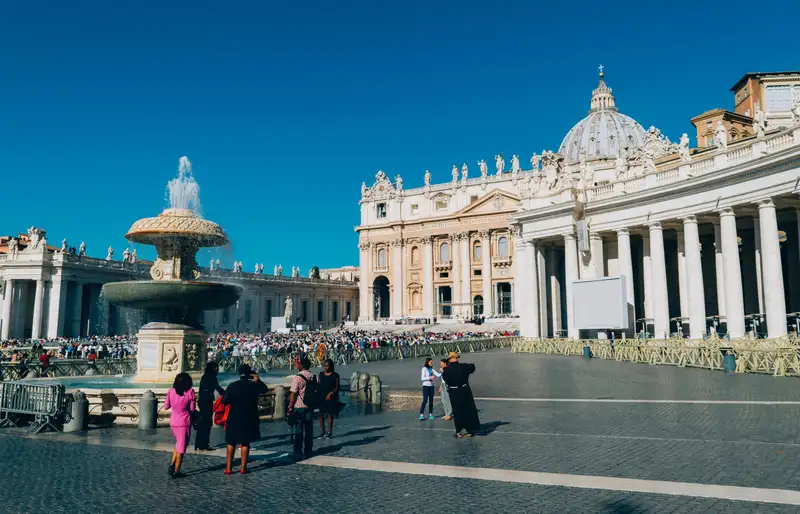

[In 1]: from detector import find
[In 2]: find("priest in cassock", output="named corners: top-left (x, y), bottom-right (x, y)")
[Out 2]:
top-left (441, 351), bottom-right (480, 438)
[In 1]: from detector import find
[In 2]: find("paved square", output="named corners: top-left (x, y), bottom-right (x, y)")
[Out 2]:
top-left (3, 350), bottom-right (800, 513)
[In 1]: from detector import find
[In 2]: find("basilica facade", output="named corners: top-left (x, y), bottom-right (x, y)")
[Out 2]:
top-left (358, 69), bottom-right (800, 340)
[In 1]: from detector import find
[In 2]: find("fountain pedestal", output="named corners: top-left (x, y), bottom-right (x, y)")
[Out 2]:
top-left (134, 322), bottom-right (207, 383)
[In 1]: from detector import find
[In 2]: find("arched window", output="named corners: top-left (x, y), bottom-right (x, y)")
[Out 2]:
top-left (412, 290), bottom-right (421, 309)
top-left (377, 248), bottom-right (387, 267)
top-left (473, 242), bottom-right (482, 261)
top-left (498, 236), bottom-right (509, 258)
top-left (411, 246), bottom-right (419, 266)
top-left (439, 242), bottom-right (450, 262)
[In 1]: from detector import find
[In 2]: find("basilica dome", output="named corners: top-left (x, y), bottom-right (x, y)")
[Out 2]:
top-left (559, 70), bottom-right (647, 164)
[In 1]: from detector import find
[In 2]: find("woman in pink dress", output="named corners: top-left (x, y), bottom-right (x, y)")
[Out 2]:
top-left (163, 372), bottom-right (195, 479)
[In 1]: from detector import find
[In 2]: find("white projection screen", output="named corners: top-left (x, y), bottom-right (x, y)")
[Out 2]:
top-left (571, 276), bottom-right (629, 330)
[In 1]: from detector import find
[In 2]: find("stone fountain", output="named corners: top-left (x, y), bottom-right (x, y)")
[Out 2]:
top-left (102, 157), bottom-right (241, 382)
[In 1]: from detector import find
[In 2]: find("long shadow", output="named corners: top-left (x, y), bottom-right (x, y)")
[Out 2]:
top-left (313, 435), bottom-right (384, 456)
top-left (476, 421), bottom-right (510, 436)
top-left (601, 499), bottom-right (642, 513)
top-left (335, 426), bottom-right (391, 438)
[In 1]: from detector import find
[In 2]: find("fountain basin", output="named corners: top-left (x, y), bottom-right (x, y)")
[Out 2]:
top-left (102, 280), bottom-right (241, 325)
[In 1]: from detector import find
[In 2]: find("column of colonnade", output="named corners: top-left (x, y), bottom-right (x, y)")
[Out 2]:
top-left (518, 198), bottom-right (791, 340)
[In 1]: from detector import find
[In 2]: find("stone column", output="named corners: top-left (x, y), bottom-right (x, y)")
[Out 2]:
top-left (422, 236), bottom-right (435, 318)
top-left (391, 239), bottom-right (403, 319)
top-left (563, 233), bottom-right (579, 339)
top-left (547, 248), bottom-right (562, 336)
top-left (676, 228), bottom-right (689, 323)
top-left (642, 234), bottom-right (653, 323)
top-left (480, 231), bottom-right (493, 317)
top-left (616, 228), bottom-right (635, 334)
top-left (590, 233), bottom-right (605, 277)
top-left (752, 215), bottom-right (765, 315)
top-left (757, 199), bottom-right (788, 337)
top-left (460, 232), bottom-right (471, 315)
top-left (712, 221), bottom-right (727, 318)
top-left (70, 282), bottom-right (83, 337)
top-left (682, 216), bottom-right (706, 339)
top-left (647, 222), bottom-right (670, 339)
top-left (47, 278), bottom-right (66, 338)
top-left (537, 245), bottom-right (547, 334)
top-left (718, 208), bottom-right (745, 338)
top-left (1, 279), bottom-right (14, 340)
top-left (358, 243), bottom-right (371, 321)
top-left (451, 235), bottom-right (461, 318)
top-left (516, 239), bottom-right (539, 337)
top-left (31, 279), bottom-right (45, 340)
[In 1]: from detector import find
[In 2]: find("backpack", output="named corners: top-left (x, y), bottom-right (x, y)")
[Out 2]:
top-left (298, 373), bottom-right (319, 410)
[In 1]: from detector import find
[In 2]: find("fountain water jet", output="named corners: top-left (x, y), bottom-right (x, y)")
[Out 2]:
top-left (103, 157), bottom-right (241, 382)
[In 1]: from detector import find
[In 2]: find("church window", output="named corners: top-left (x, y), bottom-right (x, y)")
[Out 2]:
top-left (411, 246), bottom-right (419, 265)
top-left (376, 203), bottom-right (387, 219)
top-left (470, 195), bottom-right (478, 204)
top-left (377, 248), bottom-right (387, 267)
top-left (410, 204), bottom-right (419, 214)
top-left (473, 242), bottom-right (482, 261)
top-left (439, 242), bottom-right (450, 262)
top-left (765, 85), bottom-right (792, 111)
top-left (474, 269), bottom-right (482, 276)
top-left (435, 198), bottom-right (448, 210)
top-left (497, 236), bottom-right (509, 258)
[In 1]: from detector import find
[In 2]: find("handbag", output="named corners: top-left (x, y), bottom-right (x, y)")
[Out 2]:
top-left (212, 396), bottom-right (230, 428)
top-left (190, 410), bottom-right (201, 430)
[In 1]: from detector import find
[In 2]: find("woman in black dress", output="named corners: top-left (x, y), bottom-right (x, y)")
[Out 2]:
top-left (195, 361), bottom-right (225, 451)
top-left (317, 359), bottom-right (340, 439)
top-left (222, 364), bottom-right (269, 475)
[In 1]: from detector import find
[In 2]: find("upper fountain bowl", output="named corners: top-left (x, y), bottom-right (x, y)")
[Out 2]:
top-left (125, 208), bottom-right (228, 248)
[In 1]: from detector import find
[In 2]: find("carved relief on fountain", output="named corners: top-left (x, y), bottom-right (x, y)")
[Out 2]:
top-left (161, 344), bottom-right (180, 372)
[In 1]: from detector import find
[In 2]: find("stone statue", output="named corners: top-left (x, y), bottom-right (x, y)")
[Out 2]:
top-left (215, 258), bottom-right (221, 269)
top-left (292, 266), bottom-right (299, 278)
top-left (679, 133), bottom-right (691, 162)
top-left (461, 163), bottom-right (468, 181)
top-left (451, 165), bottom-right (459, 182)
top-left (259, 263), bottom-right (264, 273)
top-left (792, 97), bottom-right (800, 124)
top-left (615, 149), bottom-right (628, 178)
top-left (60, 238), bottom-right (68, 253)
top-left (309, 268), bottom-right (314, 278)
top-left (395, 175), bottom-right (403, 191)
top-left (541, 151), bottom-right (562, 189)
top-left (424, 170), bottom-right (431, 186)
top-left (7, 238), bottom-right (18, 259)
top-left (754, 109), bottom-right (767, 138)
top-left (106, 246), bottom-right (114, 261)
top-left (79, 242), bottom-right (86, 256)
top-left (255, 262), bottom-right (260, 273)
top-left (284, 295), bottom-right (293, 324)
top-left (477, 159), bottom-right (488, 177)
top-left (714, 121), bottom-right (728, 150)
top-left (510, 154), bottom-right (520, 173)
top-left (122, 248), bottom-right (130, 263)
top-left (277, 264), bottom-right (283, 276)
top-left (131, 249), bottom-right (137, 264)
top-left (361, 182), bottom-right (367, 197)
top-left (494, 154), bottom-right (505, 175)
top-left (530, 153), bottom-right (541, 171)
top-left (210, 259), bottom-right (215, 271)
top-left (274, 264), bottom-right (279, 275)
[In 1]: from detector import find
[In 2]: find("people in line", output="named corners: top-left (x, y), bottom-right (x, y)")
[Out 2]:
top-left (195, 361), bottom-right (225, 451)
top-left (438, 358), bottom-right (452, 421)
top-left (289, 357), bottom-right (316, 460)
top-left (419, 357), bottom-right (437, 421)
top-left (222, 364), bottom-right (269, 475)
top-left (441, 352), bottom-right (480, 438)
top-left (163, 372), bottom-right (196, 478)
top-left (317, 358), bottom-right (340, 439)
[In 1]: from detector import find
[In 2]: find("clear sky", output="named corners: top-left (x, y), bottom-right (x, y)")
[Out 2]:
top-left (1, 1), bottom-right (798, 271)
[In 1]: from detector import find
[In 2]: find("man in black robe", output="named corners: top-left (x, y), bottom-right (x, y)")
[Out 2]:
top-left (441, 351), bottom-right (480, 437)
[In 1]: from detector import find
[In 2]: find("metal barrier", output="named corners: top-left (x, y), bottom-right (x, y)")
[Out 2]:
top-left (512, 336), bottom-right (800, 377)
top-left (0, 359), bottom-right (137, 381)
top-left (0, 382), bottom-right (69, 434)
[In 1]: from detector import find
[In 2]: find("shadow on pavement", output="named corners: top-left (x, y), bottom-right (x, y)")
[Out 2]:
top-left (477, 421), bottom-right (510, 436)
top-left (314, 435), bottom-right (385, 456)
top-left (335, 426), bottom-right (391, 438)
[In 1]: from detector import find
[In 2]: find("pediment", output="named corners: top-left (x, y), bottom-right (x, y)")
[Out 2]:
top-left (458, 190), bottom-right (520, 216)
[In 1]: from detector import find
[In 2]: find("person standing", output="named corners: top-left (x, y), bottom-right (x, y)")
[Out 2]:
top-left (437, 358), bottom-right (452, 421)
top-left (441, 352), bottom-right (480, 438)
top-left (317, 358), bottom-right (340, 439)
top-left (163, 372), bottom-right (196, 478)
top-left (289, 357), bottom-right (316, 460)
top-left (222, 364), bottom-right (269, 475)
top-left (195, 361), bottom-right (225, 451)
top-left (419, 358), bottom-right (436, 421)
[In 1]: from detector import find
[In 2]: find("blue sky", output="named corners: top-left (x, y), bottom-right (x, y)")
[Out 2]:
top-left (1, 1), bottom-right (798, 271)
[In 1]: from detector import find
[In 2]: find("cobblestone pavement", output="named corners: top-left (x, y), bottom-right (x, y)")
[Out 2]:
top-left (2, 351), bottom-right (800, 513)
